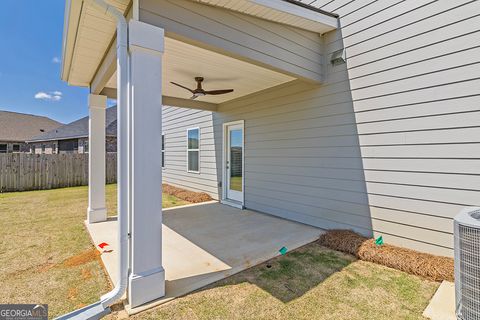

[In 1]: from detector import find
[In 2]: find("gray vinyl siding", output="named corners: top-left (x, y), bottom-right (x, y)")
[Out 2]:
top-left (162, 106), bottom-right (220, 199)
top-left (139, 0), bottom-right (325, 82)
top-left (160, 0), bottom-right (480, 257)
top-left (213, 80), bottom-right (374, 244)
top-left (310, 0), bottom-right (480, 257)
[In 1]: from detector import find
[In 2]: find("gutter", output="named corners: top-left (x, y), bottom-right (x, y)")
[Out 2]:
top-left (282, 0), bottom-right (340, 18)
top-left (55, 0), bottom-right (129, 318)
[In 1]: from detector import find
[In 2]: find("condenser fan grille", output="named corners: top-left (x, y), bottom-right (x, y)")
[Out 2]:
top-left (458, 223), bottom-right (480, 320)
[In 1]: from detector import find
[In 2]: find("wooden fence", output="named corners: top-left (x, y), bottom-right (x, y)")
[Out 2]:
top-left (0, 153), bottom-right (117, 192)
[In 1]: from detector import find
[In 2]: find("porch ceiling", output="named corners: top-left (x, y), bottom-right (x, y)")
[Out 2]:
top-left (62, 0), bottom-right (337, 93)
top-left (104, 37), bottom-right (295, 104)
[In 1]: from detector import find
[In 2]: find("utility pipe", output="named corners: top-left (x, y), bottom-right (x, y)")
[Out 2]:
top-left (55, 0), bottom-right (129, 318)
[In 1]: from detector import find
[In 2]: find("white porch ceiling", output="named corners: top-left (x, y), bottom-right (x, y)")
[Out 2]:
top-left (62, 0), bottom-right (336, 95)
top-left (61, 0), bottom-right (130, 87)
top-left (105, 37), bottom-right (295, 104)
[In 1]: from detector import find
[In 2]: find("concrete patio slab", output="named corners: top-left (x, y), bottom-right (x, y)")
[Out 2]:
top-left (86, 202), bottom-right (323, 314)
top-left (423, 281), bottom-right (456, 320)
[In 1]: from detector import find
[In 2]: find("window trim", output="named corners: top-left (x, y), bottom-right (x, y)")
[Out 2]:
top-left (161, 132), bottom-right (165, 169)
top-left (186, 127), bottom-right (200, 174)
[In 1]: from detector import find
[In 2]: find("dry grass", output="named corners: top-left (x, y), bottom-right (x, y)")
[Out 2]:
top-left (0, 184), bottom-right (190, 318)
top-left (163, 184), bottom-right (213, 203)
top-left (319, 230), bottom-right (454, 282)
top-left (105, 242), bottom-right (438, 320)
top-left (0, 185), bottom-right (113, 318)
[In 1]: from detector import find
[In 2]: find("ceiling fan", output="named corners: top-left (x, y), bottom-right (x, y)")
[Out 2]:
top-left (170, 77), bottom-right (234, 100)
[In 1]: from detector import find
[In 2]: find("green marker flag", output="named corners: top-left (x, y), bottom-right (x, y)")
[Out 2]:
top-left (375, 236), bottom-right (384, 246)
top-left (279, 247), bottom-right (288, 255)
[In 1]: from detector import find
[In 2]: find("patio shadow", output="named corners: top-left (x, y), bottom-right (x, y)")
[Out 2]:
top-left (195, 243), bottom-right (356, 303)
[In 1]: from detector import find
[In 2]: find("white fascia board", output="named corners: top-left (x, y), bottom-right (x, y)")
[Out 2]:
top-left (61, 0), bottom-right (83, 83)
top-left (250, 0), bottom-right (338, 29)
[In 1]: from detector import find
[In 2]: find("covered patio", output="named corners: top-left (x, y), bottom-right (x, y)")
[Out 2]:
top-left (86, 202), bottom-right (322, 314)
top-left (61, 0), bottom-right (338, 315)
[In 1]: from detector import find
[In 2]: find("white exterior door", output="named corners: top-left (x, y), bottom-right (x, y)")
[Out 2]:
top-left (224, 121), bottom-right (244, 204)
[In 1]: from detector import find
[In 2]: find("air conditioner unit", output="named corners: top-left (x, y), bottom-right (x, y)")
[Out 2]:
top-left (454, 207), bottom-right (480, 320)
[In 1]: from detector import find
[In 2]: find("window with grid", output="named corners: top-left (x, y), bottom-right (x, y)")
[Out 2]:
top-left (187, 128), bottom-right (199, 173)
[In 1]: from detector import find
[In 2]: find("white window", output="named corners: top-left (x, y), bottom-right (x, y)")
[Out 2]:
top-left (187, 128), bottom-right (199, 173)
top-left (161, 133), bottom-right (165, 168)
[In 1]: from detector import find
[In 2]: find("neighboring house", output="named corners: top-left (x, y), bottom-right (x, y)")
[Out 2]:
top-left (0, 110), bottom-right (62, 153)
top-left (60, 0), bottom-right (480, 312)
top-left (27, 106), bottom-right (117, 154)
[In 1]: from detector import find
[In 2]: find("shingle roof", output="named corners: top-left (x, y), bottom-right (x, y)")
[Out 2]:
top-left (0, 111), bottom-right (63, 142)
top-left (28, 106), bottom-right (117, 142)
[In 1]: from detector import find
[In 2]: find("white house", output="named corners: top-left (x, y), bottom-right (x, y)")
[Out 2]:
top-left (59, 0), bottom-right (480, 318)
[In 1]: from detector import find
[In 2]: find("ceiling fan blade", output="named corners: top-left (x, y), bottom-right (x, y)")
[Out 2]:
top-left (190, 95), bottom-right (199, 100)
top-left (204, 89), bottom-right (234, 95)
top-left (170, 82), bottom-right (194, 93)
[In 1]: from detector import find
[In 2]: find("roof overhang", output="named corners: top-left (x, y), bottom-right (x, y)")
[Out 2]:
top-left (61, 0), bottom-right (131, 86)
top-left (62, 0), bottom-right (337, 94)
top-left (195, 0), bottom-right (338, 33)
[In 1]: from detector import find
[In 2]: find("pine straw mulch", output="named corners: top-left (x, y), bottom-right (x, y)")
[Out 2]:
top-left (163, 183), bottom-right (213, 203)
top-left (319, 230), bottom-right (454, 282)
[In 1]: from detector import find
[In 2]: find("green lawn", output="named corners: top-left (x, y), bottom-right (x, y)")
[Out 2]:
top-left (0, 184), bottom-right (189, 318)
top-left (120, 244), bottom-right (438, 320)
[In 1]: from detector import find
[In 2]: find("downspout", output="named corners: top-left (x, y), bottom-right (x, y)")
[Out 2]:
top-left (55, 0), bottom-right (128, 319)
top-left (94, 0), bottom-right (129, 309)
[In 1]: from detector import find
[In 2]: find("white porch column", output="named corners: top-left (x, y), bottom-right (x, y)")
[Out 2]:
top-left (128, 20), bottom-right (165, 307)
top-left (87, 94), bottom-right (107, 223)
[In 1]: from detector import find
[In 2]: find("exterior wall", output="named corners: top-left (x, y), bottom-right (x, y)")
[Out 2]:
top-left (106, 136), bottom-right (117, 153)
top-left (214, 80), bottom-right (372, 243)
top-left (78, 137), bottom-right (88, 154)
top-left (29, 137), bottom-right (117, 154)
top-left (31, 141), bottom-right (57, 154)
top-left (160, 1), bottom-right (480, 257)
top-left (162, 106), bottom-right (219, 199)
top-left (314, 0), bottom-right (480, 257)
top-left (78, 137), bottom-right (116, 153)
top-left (0, 142), bottom-right (30, 153)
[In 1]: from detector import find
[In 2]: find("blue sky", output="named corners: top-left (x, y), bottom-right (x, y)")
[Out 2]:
top-left (0, 1), bottom-right (95, 124)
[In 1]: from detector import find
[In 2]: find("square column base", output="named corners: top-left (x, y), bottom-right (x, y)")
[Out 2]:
top-left (87, 207), bottom-right (107, 224)
top-left (128, 267), bottom-right (165, 308)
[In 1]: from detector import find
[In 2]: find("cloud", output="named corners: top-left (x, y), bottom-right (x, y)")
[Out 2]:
top-left (34, 91), bottom-right (62, 101)
top-left (52, 57), bottom-right (61, 64)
